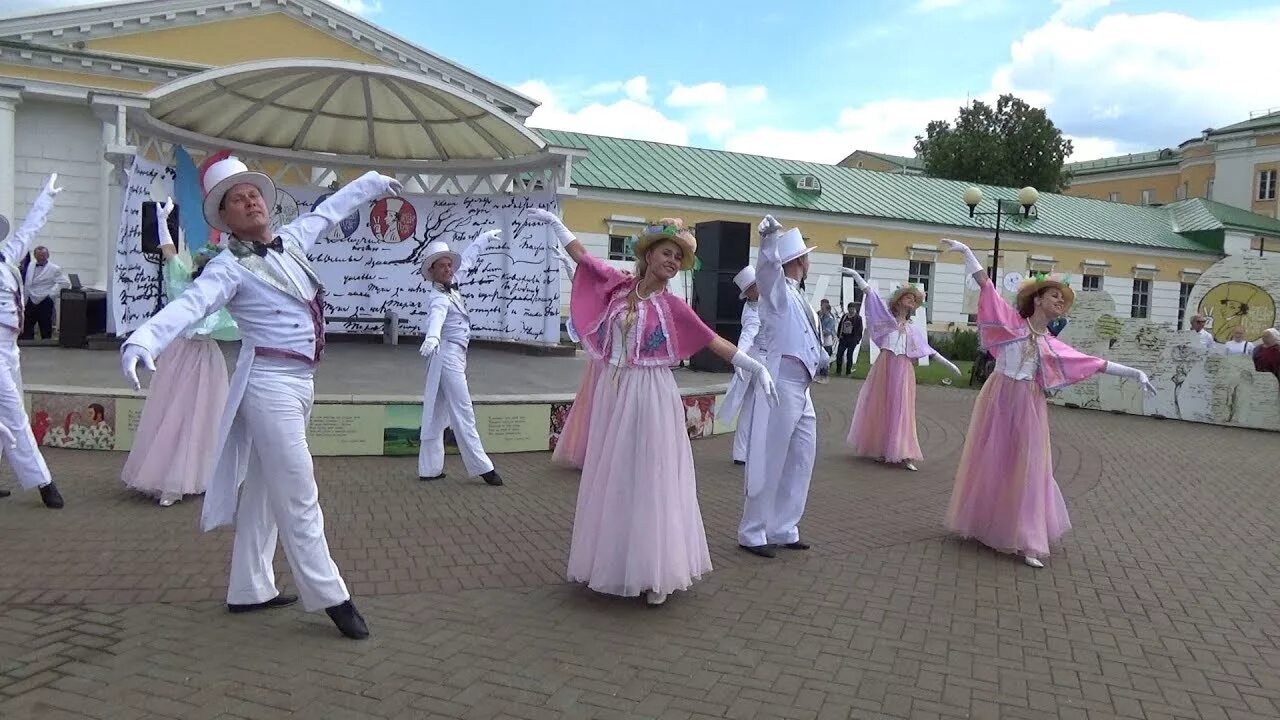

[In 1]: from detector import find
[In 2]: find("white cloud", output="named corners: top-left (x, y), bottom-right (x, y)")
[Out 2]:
top-left (623, 77), bottom-right (650, 104)
top-left (517, 80), bottom-right (688, 146)
top-left (325, 0), bottom-right (383, 15)
top-left (1049, 0), bottom-right (1112, 24)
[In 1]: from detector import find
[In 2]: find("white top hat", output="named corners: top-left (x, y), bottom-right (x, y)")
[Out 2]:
top-left (202, 156), bottom-right (277, 234)
top-left (733, 265), bottom-right (757, 299)
top-left (776, 227), bottom-right (814, 265)
top-left (419, 240), bottom-right (462, 280)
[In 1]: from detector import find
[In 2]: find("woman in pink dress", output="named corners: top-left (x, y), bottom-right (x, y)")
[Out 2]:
top-left (529, 209), bottom-right (778, 607)
top-left (940, 239), bottom-right (1155, 567)
top-left (842, 268), bottom-right (960, 471)
top-left (550, 244), bottom-right (604, 470)
top-left (121, 198), bottom-right (238, 506)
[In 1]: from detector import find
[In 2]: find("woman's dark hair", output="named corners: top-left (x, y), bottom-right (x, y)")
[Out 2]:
top-left (88, 403), bottom-right (106, 422)
top-left (1019, 287), bottom-right (1054, 318)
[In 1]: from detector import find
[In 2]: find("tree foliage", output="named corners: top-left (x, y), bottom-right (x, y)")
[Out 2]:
top-left (913, 94), bottom-right (1074, 192)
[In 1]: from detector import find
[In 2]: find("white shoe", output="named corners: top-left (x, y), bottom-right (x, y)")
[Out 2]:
top-left (902, 462), bottom-right (918, 472)
top-left (158, 494), bottom-right (180, 507)
top-left (644, 590), bottom-right (668, 606)
top-left (1023, 556), bottom-right (1044, 568)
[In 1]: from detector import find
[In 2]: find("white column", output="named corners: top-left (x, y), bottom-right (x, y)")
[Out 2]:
top-left (0, 85), bottom-right (23, 224)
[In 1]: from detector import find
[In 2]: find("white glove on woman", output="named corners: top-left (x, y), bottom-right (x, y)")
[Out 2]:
top-left (940, 238), bottom-right (984, 276)
top-left (758, 214), bottom-right (782, 238)
top-left (157, 197), bottom-right (176, 249)
top-left (839, 266), bottom-right (870, 290)
top-left (1104, 361), bottom-right (1157, 397)
top-left (419, 337), bottom-right (439, 358)
top-left (731, 350), bottom-right (779, 407)
top-left (528, 208), bottom-right (576, 247)
top-left (933, 354), bottom-right (962, 377)
top-left (121, 344), bottom-right (156, 391)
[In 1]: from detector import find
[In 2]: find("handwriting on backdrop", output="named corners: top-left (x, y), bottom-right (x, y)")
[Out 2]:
top-left (111, 157), bottom-right (174, 334)
top-left (111, 160), bottom-right (562, 345)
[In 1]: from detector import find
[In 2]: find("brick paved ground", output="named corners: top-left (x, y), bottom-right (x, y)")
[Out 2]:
top-left (1, 379), bottom-right (1278, 719)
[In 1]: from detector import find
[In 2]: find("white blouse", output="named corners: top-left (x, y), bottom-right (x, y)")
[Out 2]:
top-left (992, 336), bottom-right (1040, 381)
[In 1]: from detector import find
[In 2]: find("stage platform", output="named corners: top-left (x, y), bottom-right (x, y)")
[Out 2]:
top-left (20, 344), bottom-right (732, 457)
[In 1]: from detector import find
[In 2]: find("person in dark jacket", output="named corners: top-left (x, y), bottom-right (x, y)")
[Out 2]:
top-left (835, 302), bottom-right (863, 375)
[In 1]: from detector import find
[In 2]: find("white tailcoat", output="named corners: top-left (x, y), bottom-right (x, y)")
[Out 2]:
top-left (124, 171), bottom-right (392, 531)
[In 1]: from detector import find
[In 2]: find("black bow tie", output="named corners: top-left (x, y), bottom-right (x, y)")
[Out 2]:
top-left (438, 282), bottom-right (459, 292)
top-left (251, 237), bottom-right (284, 257)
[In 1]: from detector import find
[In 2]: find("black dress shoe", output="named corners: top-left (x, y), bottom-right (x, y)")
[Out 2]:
top-left (739, 544), bottom-right (777, 558)
top-left (38, 483), bottom-right (64, 509)
top-left (781, 541), bottom-right (811, 551)
top-left (481, 470), bottom-right (503, 486)
top-left (419, 473), bottom-right (446, 481)
top-left (325, 599), bottom-right (370, 639)
top-left (733, 460), bottom-right (746, 466)
top-left (0, 488), bottom-right (10, 498)
top-left (227, 594), bottom-right (299, 614)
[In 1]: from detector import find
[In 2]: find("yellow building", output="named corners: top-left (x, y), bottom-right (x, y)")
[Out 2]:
top-left (3, 0), bottom-right (1279, 337)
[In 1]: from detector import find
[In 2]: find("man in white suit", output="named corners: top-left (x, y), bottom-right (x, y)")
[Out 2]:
top-left (0, 174), bottom-right (65, 507)
top-left (718, 265), bottom-right (764, 466)
top-left (417, 232), bottom-right (503, 486)
top-left (737, 215), bottom-right (826, 558)
top-left (121, 157), bottom-right (400, 639)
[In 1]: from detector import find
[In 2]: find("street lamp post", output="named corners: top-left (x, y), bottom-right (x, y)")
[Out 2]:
top-left (962, 185), bottom-right (1040, 278)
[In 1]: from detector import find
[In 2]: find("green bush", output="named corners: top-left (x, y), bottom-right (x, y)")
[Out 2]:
top-left (930, 328), bottom-right (981, 361)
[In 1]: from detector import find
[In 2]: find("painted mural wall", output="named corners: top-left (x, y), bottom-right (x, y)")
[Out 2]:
top-left (1048, 254), bottom-right (1280, 431)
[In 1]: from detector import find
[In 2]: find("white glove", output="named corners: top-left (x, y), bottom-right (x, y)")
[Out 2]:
top-left (731, 350), bottom-right (779, 407)
top-left (157, 197), bottom-right (176, 249)
top-left (933, 354), bottom-right (962, 377)
top-left (419, 337), bottom-right (439, 358)
top-left (553, 242), bottom-right (575, 273)
top-left (0, 422), bottom-right (15, 448)
top-left (528, 208), bottom-right (576, 246)
top-left (940, 237), bottom-right (984, 276)
top-left (839, 266), bottom-right (869, 289)
top-left (42, 173), bottom-right (64, 198)
top-left (367, 172), bottom-right (402, 197)
top-left (475, 228), bottom-right (501, 245)
top-left (121, 344), bottom-right (156, 391)
top-left (758, 215), bottom-right (782, 237)
top-left (1105, 361), bottom-right (1156, 397)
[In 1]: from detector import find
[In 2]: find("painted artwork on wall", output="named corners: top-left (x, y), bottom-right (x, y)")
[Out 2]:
top-left (683, 395), bottom-right (716, 439)
top-left (30, 394), bottom-right (117, 450)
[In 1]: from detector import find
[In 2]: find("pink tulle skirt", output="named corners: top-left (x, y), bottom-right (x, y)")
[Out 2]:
top-left (847, 351), bottom-right (922, 462)
top-left (121, 337), bottom-right (228, 500)
top-left (944, 373), bottom-right (1070, 559)
top-left (552, 359), bottom-right (603, 469)
top-left (567, 365), bottom-right (712, 597)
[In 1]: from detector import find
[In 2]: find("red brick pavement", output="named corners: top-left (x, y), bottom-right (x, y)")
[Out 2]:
top-left (1, 379), bottom-right (1278, 719)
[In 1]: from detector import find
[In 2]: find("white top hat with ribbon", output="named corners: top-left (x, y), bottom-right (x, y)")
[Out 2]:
top-left (776, 227), bottom-right (814, 265)
top-left (202, 156), bottom-right (277, 234)
top-left (733, 265), bottom-right (757, 299)
top-left (419, 240), bottom-right (462, 279)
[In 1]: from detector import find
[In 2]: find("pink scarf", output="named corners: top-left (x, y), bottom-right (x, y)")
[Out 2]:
top-left (976, 280), bottom-right (1106, 390)
top-left (570, 254), bottom-right (716, 367)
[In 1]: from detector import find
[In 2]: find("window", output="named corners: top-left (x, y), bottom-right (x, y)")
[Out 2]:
top-left (1206, 177), bottom-right (1214, 200)
top-left (842, 255), bottom-right (870, 303)
top-left (1131, 279), bottom-right (1151, 319)
top-left (1108, 192), bottom-right (1121, 202)
top-left (1176, 182), bottom-right (1188, 201)
top-left (607, 234), bottom-right (634, 261)
top-left (1177, 281), bottom-right (1195, 326)
top-left (1141, 189), bottom-right (1156, 205)
top-left (1082, 274), bottom-right (1102, 290)
top-left (1259, 169), bottom-right (1277, 201)
top-left (908, 259), bottom-right (933, 320)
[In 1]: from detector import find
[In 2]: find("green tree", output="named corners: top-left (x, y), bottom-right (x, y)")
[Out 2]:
top-left (913, 94), bottom-right (1075, 192)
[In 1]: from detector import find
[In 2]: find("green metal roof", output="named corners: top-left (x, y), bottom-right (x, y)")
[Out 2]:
top-left (1066, 148), bottom-right (1181, 176)
top-left (539, 129), bottom-right (1280, 254)
top-left (1169, 197), bottom-right (1280, 236)
top-left (1207, 110), bottom-right (1280, 137)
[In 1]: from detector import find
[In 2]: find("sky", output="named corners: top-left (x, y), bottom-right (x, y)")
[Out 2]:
top-left (7, 0), bottom-right (1280, 164)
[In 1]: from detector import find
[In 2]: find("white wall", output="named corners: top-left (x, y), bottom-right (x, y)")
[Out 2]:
top-left (1105, 276), bottom-right (1134, 318)
top-left (1150, 280), bottom-right (1181, 325)
top-left (931, 261), bottom-right (968, 325)
top-left (14, 100), bottom-right (103, 286)
top-left (1214, 144), bottom-right (1280, 210)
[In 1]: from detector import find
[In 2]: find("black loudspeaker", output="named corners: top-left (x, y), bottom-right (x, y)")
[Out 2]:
top-left (140, 201), bottom-right (180, 255)
top-left (689, 220), bottom-right (751, 373)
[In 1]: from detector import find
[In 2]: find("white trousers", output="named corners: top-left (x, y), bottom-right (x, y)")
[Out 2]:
top-left (226, 362), bottom-right (348, 612)
top-left (738, 358), bottom-right (816, 547)
top-left (418, 343), bottom-right (494, 478)
top-left (732, 411), bottom-right (750, 463)
top-left (0, 329), bottom-right (52, 490)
